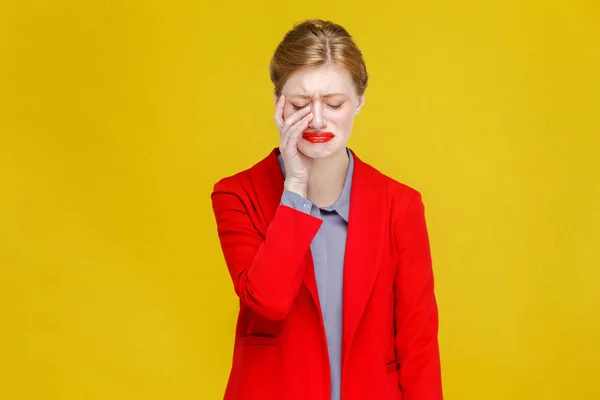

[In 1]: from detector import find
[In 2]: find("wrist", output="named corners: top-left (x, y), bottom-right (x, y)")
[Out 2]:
top-left (284, 180), bottom-right (307, 198)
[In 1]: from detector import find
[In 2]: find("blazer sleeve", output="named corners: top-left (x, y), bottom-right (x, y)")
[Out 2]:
top-left (393, 190), bottom-right (443, 399)
top-left (211, 180), bottom-right (322, 321)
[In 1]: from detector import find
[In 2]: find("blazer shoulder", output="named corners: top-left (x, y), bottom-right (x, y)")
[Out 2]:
top-left (356, 165), bottom-right (424, 237)
top-left (386, 176), bottom-right (421, 204)
top-left (212, 149), bottom-right (277, 196)
top-left (371, 169), bottom-right (426, 231)
top-left (361, 161), bottom-right (421, 203)
top-left (212, 167), bottom-right (253, 195)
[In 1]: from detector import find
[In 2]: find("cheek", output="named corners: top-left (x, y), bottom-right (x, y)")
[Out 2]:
top-left (330, 108), bottom-right (355, 128)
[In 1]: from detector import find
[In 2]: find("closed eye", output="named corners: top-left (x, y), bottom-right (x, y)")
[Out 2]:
top-left (292, 103), bottom-right (344, 111)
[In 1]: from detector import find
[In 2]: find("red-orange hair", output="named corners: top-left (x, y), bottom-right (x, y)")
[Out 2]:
top-left (269, 19), bottom-right (368, 97)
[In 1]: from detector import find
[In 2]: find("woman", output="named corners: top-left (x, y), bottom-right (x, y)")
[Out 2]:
top-left (211, 19), bottom-right (443, 400)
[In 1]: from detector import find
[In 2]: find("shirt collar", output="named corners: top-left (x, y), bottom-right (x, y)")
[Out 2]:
top-left (277, 148), bottom-right (354, 222)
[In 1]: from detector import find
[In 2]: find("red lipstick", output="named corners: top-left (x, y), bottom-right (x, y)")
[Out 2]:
top-left (302, 131), bottom-right (334, 143)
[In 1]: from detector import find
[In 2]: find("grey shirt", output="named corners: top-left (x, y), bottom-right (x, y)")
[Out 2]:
top-left (277, 148), bottom-right (354, 400)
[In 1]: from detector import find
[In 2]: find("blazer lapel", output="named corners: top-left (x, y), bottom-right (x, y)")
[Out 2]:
top-left (249, 148), bottom-right (321, 315)
top-left (342, 150), bottom-right (387, 371)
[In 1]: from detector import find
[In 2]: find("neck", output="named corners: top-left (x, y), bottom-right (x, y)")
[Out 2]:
top-left (302, 148), bottom-right (350, 207)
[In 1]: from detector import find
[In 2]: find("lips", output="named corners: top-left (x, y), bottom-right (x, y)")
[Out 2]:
top-left (302, 131), bottom-right (334, 143)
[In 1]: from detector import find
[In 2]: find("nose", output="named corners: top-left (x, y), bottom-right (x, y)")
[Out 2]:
top-left (308, 104), bottom-right (327, 130)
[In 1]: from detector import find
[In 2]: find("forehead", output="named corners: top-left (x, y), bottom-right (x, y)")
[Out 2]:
top-left (283, 64), bottom-right (355, 98)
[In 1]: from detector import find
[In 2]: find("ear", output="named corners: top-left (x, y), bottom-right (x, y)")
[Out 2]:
top-left (354, 95), bottom-right (365, 116)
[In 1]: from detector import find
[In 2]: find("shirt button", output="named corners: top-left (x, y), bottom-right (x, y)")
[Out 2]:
top-left (303, 204), bottom-right (310, 210)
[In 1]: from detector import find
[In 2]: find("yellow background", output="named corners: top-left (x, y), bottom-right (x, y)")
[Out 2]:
top-left (1, 1), bottom-right (599, 399)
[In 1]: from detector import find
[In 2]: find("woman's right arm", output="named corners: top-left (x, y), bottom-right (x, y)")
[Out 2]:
top-left (211, 182), bottom-right (322, 321)
top-left (211, 95), bottom-right (316, 320)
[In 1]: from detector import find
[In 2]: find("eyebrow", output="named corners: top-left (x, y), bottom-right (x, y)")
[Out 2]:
top-left (289, 93), bottom-right (347, 99)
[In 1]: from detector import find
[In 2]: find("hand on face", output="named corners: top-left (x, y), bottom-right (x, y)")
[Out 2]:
top-left (274, 95), bottom-right (312, 197)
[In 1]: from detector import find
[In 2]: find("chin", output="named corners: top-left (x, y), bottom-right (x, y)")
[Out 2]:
top-left (297, 138), bottom-right (346, 159)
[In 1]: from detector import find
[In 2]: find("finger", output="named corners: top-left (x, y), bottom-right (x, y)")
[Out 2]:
top-left (284, 112), bottom-right (313, 150)
top-left (282, 110), bottom-right (310, 147)
top-left (273, 95), bottom-right (286, 131)
top-left (283, 105), bottom-right (312, 132)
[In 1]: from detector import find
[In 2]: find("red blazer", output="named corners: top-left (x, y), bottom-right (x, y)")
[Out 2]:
top-left (211, 148), bottom-right (443, 400)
